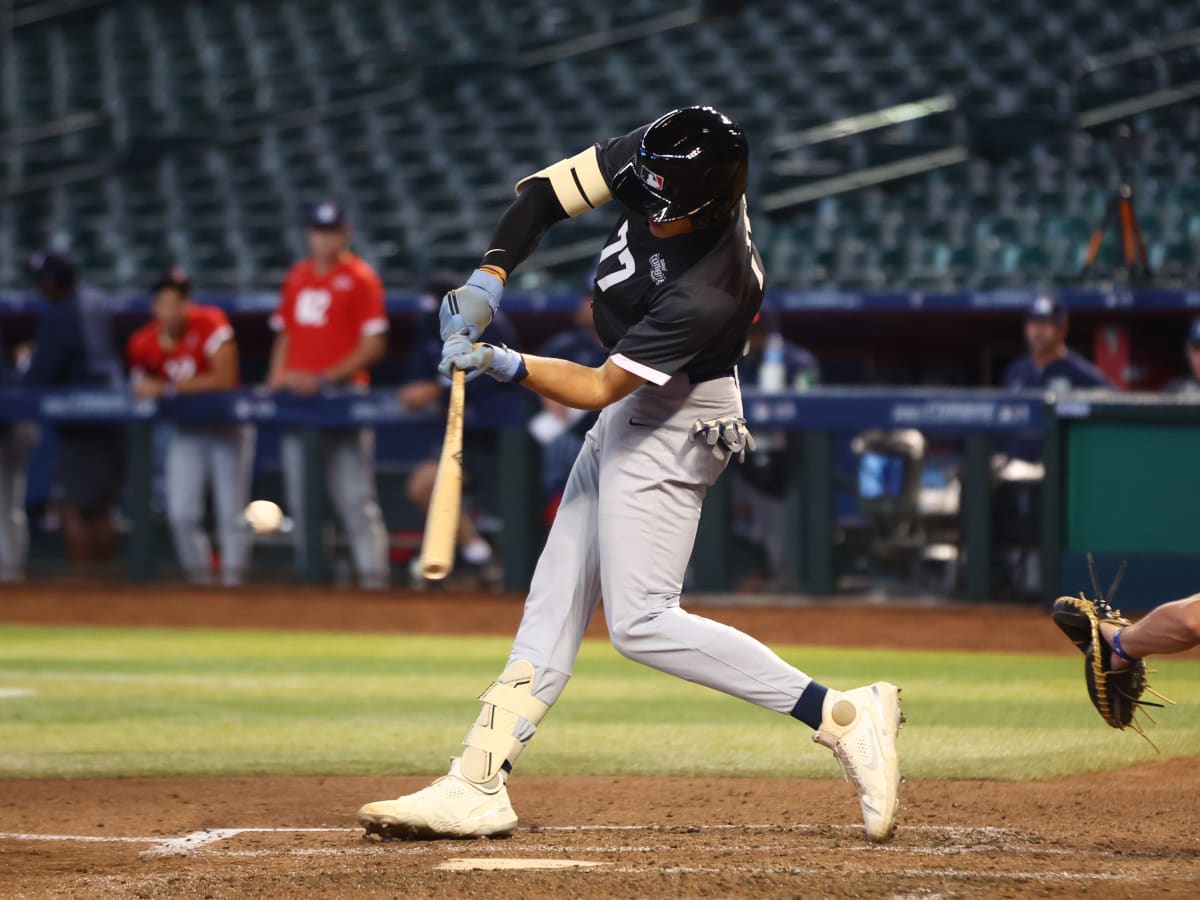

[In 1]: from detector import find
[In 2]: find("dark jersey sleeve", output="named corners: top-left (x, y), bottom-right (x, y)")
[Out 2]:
top-left (22, 305), bottom-right (76, 386)
top-left (1001, 358), bottom-right (1029, 390)
top-left (1068, 355), bottom-right (1113, 388)
top-left (609, 284), bottom-right (733, 385)
top-left (594, 125), bottom-right (651, 189)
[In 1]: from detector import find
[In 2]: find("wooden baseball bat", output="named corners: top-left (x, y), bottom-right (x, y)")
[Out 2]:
top-left (418, 368), bottom-right (466, 580)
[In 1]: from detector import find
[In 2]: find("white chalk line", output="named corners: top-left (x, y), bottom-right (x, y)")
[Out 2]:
top-left (607, 865), bottom-right (1135, 882)
top-left (0, 827), bottom-right (354, 858)
top-left (0, 687), bottom-right (35, 698)
top-left (0, 824), bottom-right (1177, 875)
top-left (0, 833), bottom-right (153, 844)
top-left (530, 830), bottom-right (1017, 844)
top-left (139, 827), bottom-right (351, 857)
top-left (0, 823), bottom-right (1016, 847)
top-left (0, 827), bottom-right (1170, 882)
top-left (140, 828), bottom-right (244, 857)
top-left (201, 842), bottom-right (1098, 860)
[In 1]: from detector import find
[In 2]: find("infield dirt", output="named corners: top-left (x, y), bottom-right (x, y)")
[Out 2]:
top-left (2, 585), bottom-right (1198, 897)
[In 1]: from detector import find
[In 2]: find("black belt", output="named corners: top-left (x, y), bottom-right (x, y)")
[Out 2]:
top-left (689, 368), bottom-right (736, 385)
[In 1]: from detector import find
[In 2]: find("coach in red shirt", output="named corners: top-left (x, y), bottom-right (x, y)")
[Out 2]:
top-left (267, 202), bottom-right (389, 587)
top-left (127, 269), bottom-right (253, 585)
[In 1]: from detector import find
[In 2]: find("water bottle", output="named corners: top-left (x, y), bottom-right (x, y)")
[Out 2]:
top-left (758, 331), bottom-right (787, 392)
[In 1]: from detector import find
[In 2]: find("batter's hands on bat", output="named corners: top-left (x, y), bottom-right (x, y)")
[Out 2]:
top-left (438, 335), bottom-right (527, 383)
top-left (438, 268), bottom-right (504, 341)
top-left (691, 416), bottom-right (757, 463)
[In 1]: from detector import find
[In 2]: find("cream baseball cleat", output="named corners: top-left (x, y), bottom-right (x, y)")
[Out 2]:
top-left (812, 682), bottom-right (903, 843)
top-left (357, 758), bottom-right (518, 839)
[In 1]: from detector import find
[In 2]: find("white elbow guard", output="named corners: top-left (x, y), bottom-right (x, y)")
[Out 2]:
top-left (515, 146), bottom-right (613, 217)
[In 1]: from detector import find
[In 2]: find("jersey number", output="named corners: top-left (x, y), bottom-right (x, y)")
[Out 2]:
top-left (596, 221), bottom-right (635, 292)
top-left (164, 357), bottom-right (197, 383)
top-left (295, 288), bottom-right (332, 326)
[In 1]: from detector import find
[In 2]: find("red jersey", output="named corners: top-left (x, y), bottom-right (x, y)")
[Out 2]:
top-left (126, 305), bottom-right (236, 385)
top-left (272, 253), bottom-right (388, 384)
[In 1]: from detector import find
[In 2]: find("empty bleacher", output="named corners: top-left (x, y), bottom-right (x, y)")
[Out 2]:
top-left (1, 0), bottom-right (1197, 292)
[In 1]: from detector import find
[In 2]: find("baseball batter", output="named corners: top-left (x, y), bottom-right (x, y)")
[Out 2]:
top-left (358, 108), bottom-right (903, 842)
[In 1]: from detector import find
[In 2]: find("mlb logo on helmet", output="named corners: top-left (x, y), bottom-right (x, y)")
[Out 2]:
top-left (641, 167), bottom-right (665, 191)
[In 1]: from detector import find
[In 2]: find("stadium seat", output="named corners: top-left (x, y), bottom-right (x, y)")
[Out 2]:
top-left (1, 0), bottom-right (1197, 291)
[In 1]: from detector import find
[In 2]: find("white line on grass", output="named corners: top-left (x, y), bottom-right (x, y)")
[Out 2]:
top-left (0, 687), bottom-right (35, 698)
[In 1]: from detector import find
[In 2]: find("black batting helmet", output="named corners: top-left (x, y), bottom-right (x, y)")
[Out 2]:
top-left (610, 106), bottom-right (749, 227)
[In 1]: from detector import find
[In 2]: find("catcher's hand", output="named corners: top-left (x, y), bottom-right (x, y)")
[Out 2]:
top-left (1051, 558), bottom-right (1171, 738)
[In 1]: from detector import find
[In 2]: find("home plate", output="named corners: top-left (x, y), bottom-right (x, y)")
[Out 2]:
top-left (437, 858), bottom-right (607, 871)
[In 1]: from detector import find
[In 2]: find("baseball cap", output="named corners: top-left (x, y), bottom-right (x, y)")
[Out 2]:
top-left (24, 250), bottom-right (77, 289)
top-left (1026, 295), bottom-right (1067, 323)
top-left (1188, 317), bottom-right (1200, 348)
top-left (151, 266), bottom-right (192, 296)
top-left (307, 201), bottom-right (347, 229)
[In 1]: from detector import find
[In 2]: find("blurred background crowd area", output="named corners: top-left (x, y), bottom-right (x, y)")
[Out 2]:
top-left (1, 0), bottom-right (1199, 597)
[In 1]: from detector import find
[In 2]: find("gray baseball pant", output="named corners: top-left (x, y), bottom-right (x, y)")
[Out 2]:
top-left (0, 423), bottom-right (38, 582)
top-left (508, 374), bottom-right (813, 719)
top-left (164, 425), bottom-right (255, 586)
top-left (280, 428), bottom-right (389, 588)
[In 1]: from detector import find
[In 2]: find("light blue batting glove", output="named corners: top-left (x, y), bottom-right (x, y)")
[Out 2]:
top-left (438, 268), bottom-right (504, 341)
top-left (438, 335), bottom-right (527, 383)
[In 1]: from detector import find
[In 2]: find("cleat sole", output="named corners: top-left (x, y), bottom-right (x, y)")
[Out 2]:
top-left (358, 813), bottom-right (515, 841)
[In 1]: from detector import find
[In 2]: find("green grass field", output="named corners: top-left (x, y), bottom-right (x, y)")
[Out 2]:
top-left (1, 624), bottom-right (1197, 781)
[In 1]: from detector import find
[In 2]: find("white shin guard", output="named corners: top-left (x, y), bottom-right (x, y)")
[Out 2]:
top-left (460, 660), bottom-right (549, 784)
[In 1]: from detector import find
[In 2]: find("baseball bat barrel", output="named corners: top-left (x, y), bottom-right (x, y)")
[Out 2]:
top-left (418, 368), bottom-right (466, 580)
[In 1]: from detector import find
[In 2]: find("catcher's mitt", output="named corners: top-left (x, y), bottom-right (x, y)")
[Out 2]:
top-left (1050, 556), bottom-right (1172, 741)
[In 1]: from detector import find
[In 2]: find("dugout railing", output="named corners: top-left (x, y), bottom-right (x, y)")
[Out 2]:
top-left (2, 386), bottom-right (1197, 605)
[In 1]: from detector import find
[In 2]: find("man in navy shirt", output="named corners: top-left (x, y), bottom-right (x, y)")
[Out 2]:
top-left (1002, 296), bottom-right (1112, 392)
top-left (1001, 295), bottom-right (1111, 463)
top-left (1164, 318), bottom-right (1200, 395)
top-left (22, 252), bottom-right (125, 566)
top-left (734, 313), bottom-right (820, 586)
top-left (531, 291), bottom-right (608, 511)
top-left (398, 274), bottom-right (522, 584)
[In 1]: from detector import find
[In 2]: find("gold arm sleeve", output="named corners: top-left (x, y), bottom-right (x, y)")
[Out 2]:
top-left (514, 146), bottom-right (613, 218)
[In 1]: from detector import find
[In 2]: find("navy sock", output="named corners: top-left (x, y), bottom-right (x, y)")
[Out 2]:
top-left (790, 682), bottom-right (828, 730)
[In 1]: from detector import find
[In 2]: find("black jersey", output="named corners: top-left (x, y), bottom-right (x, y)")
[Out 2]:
top-left (589, 127), bottom-right (766, 386)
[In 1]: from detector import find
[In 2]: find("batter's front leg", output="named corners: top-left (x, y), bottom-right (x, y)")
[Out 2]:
top-left (456, 426), bottom-right (605, 784)
top-left (356, 425), bottom-right (608, 840)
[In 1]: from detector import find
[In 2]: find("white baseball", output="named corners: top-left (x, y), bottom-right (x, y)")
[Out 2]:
top-left (245, 500), bottom-right (283, 535)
